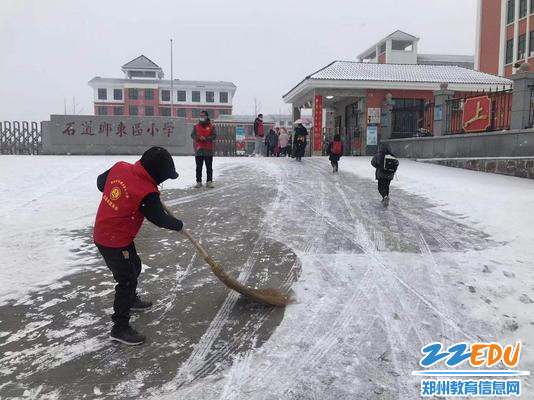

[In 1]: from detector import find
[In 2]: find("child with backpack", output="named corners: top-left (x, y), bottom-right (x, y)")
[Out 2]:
top-left (371, 142), bottom-right (399, 207)
top-left (327, 134), bottom-right (343, 172)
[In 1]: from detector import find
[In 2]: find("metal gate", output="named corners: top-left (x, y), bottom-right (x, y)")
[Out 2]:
top-left (0, 121), bottom-right (42, 155)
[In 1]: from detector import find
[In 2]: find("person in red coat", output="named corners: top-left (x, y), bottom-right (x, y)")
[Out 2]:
top-left (94, 146), bottom-right (183, 345)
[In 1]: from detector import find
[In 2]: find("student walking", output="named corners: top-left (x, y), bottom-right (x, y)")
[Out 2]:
top-left (327, 134), bottom-right (343, 172)
top-left (293, 121), bottom-right (308, 161)
top-left (371, 143), bottom-right (399, 207)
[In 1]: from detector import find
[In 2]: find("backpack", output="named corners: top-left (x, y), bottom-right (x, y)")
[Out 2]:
top-left (384, 154), bottom-right (399, 173)
top-left (332, 140), bottom-right (342, 155)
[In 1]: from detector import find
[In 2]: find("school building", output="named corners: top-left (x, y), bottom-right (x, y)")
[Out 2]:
top-left (89, 55), bottom-right (236, 121)
top-left (476, 0), bottom-right (534, 77)
top-left (283, 31), bottom-right (511, 155)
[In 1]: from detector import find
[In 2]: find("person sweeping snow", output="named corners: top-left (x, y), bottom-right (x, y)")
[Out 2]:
top-left (327, 134), bottom-right (343, 172)
top-left (371, 142), bottom-right (399, 207)
top-left (93, 146), bottom-right (183, 345)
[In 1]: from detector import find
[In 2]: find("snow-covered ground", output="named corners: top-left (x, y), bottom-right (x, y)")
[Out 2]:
top-left (1, 155), bottom-right (533, 399)
top-left (0, 156), bottom-right (250, 305)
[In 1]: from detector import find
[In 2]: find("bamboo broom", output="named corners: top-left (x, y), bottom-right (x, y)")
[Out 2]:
top-left (163, 203), bottom-right (292, 306)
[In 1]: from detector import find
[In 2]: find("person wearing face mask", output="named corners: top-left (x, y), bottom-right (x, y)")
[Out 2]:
top-left (253, 113), bottom-right (264, 156)
top-left (191, 110), bottom-right (217, 188)
top-left (93, 146), bottom-right (183, 345)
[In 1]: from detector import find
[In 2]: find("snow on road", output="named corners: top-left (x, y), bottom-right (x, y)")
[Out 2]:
top-left (1, 155), bottom-right (533, 399)
top-left (0, 155), bottom-right (251, 305)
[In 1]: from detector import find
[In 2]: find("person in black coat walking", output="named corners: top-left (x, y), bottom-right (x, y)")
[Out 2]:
top-left (327, 134), bottom-right (343, 172)
top-left (265, 128), bottom-right (278, 157)
top-left (293, 123), bottom-right (308, 161)
top-left (371, 142), bottom-right (398, 207)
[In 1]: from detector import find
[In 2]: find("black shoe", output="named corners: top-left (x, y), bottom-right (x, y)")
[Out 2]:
top-left (110, 326), bottom-right (146, 345)
top-left (131, 295), bottom-right (153, 311)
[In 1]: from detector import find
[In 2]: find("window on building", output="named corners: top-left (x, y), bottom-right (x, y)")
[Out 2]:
top-left (129, 106), bottom-right (138, 116)
top-left (128, 88), bottom-right (138, 100)
top-left (206, 91), bottom-right (215, 103)
top-left (531, 0), bottom-right (534, 13)
top-left (518, 34), bottom-right (526, 59)
top-left (218, 108), bottom-right (231, 115)
top-left (98, 88), bottom-right (107, 100)
top-left (530, 31), bottom-right (534, 56)
top-left (192, 91), bottom-right (201, 102)
top-left (520, 0), bottom-right (527, 17)
top-left (129, 71), bottom-right (156, 78)
top-left (177, 90), bottom-right (186, 102)
top-left (507, 0), bottom-right (515, 24)
top-left (145, 106), bottom-right (154, 116)
top-left (113, 106), bottom-right (124, 116)
top-left (97, 106), bottom-right (108, 115)
top-left (177, 108), bottom-right (186, 118)
top-left (379, 43), bottom-right (386, 53)
top-left (192, 108), bottom-right (201, 118)
top-left (506, 38), bottom-right (514, 64)
top-left (144, 89), bottom-right (154, 100)
top-left (220, 92), bottom-right (229, 103)
top-left (159, 107), bottom-right (171, 116)
top-left (113, 89), bottom-right (122, 101)
top-left (161, 90), bottom-right (170, 102)
top-left (392, 40), bottom-right (413, 51)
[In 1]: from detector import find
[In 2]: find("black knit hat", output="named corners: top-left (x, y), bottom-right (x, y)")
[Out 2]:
top-left (140, 146), bottom-right (178, 184)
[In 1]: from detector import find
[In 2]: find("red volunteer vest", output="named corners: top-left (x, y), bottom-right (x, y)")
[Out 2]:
top-left (256, 120), bottom-right (264, 137)
top-left (194, 123), bottom-right (215, 151)
top-left (332, 140), bottom-right (342, 155)
top-left (93, 161), bottom-right (159, 247)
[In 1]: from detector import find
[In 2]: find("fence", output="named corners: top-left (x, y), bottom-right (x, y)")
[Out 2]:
top-left (320, 126), bottom-right (362, 156)
top-left (213, 124), bottom-right (237, 156)
top-left (391, 101), bottom-right (434, 139)
top-left (445, 88), bottom-right (512, 134)
top-left (0, 121), bottom-right (42, 154)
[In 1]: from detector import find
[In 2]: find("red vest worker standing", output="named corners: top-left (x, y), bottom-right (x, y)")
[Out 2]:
top-left (94, 146), bottom-right (183, 345)
top-left (191, 110), bottom-right (217, 188)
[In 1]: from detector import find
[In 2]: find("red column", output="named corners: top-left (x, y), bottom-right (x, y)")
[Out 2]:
top-left (313, 95), bottom-right (323, 152)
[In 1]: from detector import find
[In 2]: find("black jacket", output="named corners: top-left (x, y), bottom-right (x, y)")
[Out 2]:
top-left (266, 129), bottom-right (278, 147)
top-left (371, 147), bottom-right (396, 180)
top-left (294, 126), bottom-right (308, 143)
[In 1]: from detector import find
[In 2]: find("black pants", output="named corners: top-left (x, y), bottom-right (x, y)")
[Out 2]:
top-left (96, 242), bottom-right (141, 329)
top-left (196, 155), bottom-right (213, 182)
top-left (266, 145), bottom-right (275, 157)
top-left (377, 178), bottom-right (391, 198)
top-left (295, 141), bottom-right (306, 159)
top-left (329, 154), bottom-right (340, 170)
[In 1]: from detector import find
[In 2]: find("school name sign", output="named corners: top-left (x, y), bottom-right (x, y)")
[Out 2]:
top-left (43, 115), bottom-right (193, 155)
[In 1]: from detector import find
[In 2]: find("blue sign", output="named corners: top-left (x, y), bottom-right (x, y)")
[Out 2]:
top-left (235, 126), bottom-right (245, 140)
top-left (366, 125), bottom-right (378, 146)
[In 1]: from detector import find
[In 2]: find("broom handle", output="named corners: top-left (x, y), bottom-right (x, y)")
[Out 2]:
top-left (181, 229), bottom-right (210, 260)
top-left (160, 201), bottom-right (211, 260)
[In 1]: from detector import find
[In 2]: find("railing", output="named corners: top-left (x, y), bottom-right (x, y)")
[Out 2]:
top-left (528, 85), bottom-right (534, 129)
top-left (445, 87), bottom-right (513, 134)
top-left (391, 102), bottom-right (434, 139)
top-left (321, 126), bottom-right (362, 156)
top-left (213, 124), bottom-right (237, 156)
top-left (0, 121), bottom-right (42, 155)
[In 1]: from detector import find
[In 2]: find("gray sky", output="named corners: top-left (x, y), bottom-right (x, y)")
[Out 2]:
top-left (0, 0), bottom-right (476, 121)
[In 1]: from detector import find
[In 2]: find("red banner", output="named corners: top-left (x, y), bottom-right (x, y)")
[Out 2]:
top-left (313, 95), bottom-right (323, 151)
top-left (463, 96), bottom-right (491, 133)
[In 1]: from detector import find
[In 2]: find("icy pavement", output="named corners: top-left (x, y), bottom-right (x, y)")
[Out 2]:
top-left (0, 156), bottom-right (533, 399)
